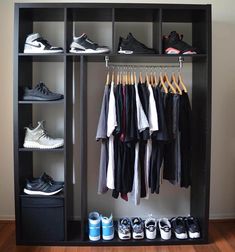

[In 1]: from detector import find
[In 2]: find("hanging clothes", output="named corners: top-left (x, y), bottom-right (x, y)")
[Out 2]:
top-left (96, 71), bottom-right (192, 205)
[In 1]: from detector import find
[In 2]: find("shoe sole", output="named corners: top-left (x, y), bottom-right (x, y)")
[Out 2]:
top-left (24, 49), bottom-right (63, 54)
top-left (133, 232), bottom-right (144, 239)
top-left (175, 232), bottom-right (188, 239)
top-left (89, 235), bottom-right (100, 241)
top-left (24, 188), bottom-right (63, 196)
top-left (103, 233), bottom-right (114, 240)
top-left (22, 95), bottom-right (63, 101)
top-left (23, 141), bottom-right (64, 149)
top-left (159, 230), bottom-right (171, 240)
top-left (118, 50), bottom-right (134, 54)
top-left (70, 48), bottom-right (110, 54)
top-left (165, 47), bottom-right (196, 54)
top-left (118, 232), bottom-right (131, 240)
top-left (189, 231), bottom-right (200, 239)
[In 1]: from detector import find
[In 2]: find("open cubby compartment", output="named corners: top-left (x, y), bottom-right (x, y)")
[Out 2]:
top-left (114, 7), bottom-right (160, 54)
top-left (161, 8), bottom-right (208, 54)
top-left (66, 8), bottom-right (113, 53)
top-left (18, 7), bottom-right (65, 53)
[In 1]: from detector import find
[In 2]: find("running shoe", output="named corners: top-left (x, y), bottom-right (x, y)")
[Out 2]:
top-left (171, 217), bottom-right (188, 239)
top-left (158, 218), bottom-right (172, 240)
top-left (131, 217), bottom-right (144, 239)
top-left (118, 217), bottom-right (131, 240)
top-left (23, 121), bottom-right (64, 149)
top-left (22, 82), bottom-right (63, 101)
top-left (184, 216), bottom-right (200, 239)
top-left (145, 216), bottom-right (157, 239)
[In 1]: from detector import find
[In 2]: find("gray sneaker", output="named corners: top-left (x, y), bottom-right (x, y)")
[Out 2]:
top-left (23, 121), bottom-right (64, 149)
top-left (23, 82), bottom-right (63, 101)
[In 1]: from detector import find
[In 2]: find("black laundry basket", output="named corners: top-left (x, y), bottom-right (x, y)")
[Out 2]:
top-left (21, 196), bottom-right (64, 242)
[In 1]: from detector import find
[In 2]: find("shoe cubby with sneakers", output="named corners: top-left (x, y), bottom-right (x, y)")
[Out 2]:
top-left (14, 3), bottom-right (211, 247)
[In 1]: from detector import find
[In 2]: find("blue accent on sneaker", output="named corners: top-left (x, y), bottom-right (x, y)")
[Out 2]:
top-left (88, 212), bottom-right (101, 241)
top-left (101, 214), bottom-right (114, 240)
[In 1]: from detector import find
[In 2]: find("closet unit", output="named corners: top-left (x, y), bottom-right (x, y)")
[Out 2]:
top-left (13, 3), bottom-right (211, 246)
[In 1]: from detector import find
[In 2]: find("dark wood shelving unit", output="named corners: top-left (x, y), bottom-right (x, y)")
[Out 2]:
top-left (14, 3), bottom-right (211, 246)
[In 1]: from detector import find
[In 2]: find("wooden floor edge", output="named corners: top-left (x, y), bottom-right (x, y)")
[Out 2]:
top-left (0, 220), bottom-right (15, 224)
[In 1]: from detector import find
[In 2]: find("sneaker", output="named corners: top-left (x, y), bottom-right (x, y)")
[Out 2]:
top-left (31, 172), bottom-right (64, 186)
top-left (24, 33), bottom-right (63, 53)
top-left (158, 218), bottom-right (172, 240)
top-left (23, 121), bottom-right (64, 149)
top-left (118, 33), bottom-right (156, 54)
top-left (88, 212), bottom-right (101, 241)
top-left (118, 218), bottom-right (131, 240)
top-left (24, 178), bottom-right (63, 196)
top-left (184, 216), bottom-right (200, 239)
top-left (70, 33), bottom-right (110, 54)
top-left (163, 31), bottom-right (197, 54)
top-left (145, 216), bottom-right (157, 239)
top-left (171, 217), bottom-right (188, 239)
top-left (22, 82), bottom-right (64, 101)
top-left (131, 217), bottom-right (144, 239)
top-left (101, 214), bottom-right (114, 240)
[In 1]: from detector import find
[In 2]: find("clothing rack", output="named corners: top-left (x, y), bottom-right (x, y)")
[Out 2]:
top-left (105, 55), bottom-right (184, 69)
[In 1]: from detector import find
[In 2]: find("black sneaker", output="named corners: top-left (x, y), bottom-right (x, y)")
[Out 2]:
top-left (24, 178), bottom-right (63, 196)
top-left (32, 173), bottom-right (64, 186)
top-left (163, 31), bottom-right (197, 54)
top-left (184, 216), bottom-right (200, 239)
top-left (70, 33), bottom-right (110, 54)
top-left (24, 33), bottom-right (63, 53)
top-left (118, 33), bottom-right (156, 54)
top-left (171, 217), bottom-right (188, 239)
top-left (22, 82), bottom-right (64, 101)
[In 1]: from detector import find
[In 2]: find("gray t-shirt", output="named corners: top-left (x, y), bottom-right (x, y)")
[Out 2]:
top-left (96, 85), bottom-right (110, 194)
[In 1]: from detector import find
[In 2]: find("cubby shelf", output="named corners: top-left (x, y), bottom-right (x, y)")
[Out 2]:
top-left (14, 2), bottom-right (211, 246)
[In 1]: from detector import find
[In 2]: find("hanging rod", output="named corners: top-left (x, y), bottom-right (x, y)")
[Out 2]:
top-left (105, 56), bottom-right (184, 69)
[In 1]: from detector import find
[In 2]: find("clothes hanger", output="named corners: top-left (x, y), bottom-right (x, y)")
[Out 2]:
top-left (163, 68), bottom-right (176, 94)
top-left (111, 70), bottom-right (115, 83)
top-left (106, 71), bottom-right (110, 85)
top-left (116, 70), bottom-right (120, 85)
top-left (134, 71), bottom-right (137, 84)
top-left (154, 71), bottom-right (157, 87)
top-left (139, 71), bottom-right (143, 83)
top-left (178, 70), bottom-right (187, 92)
top-left (150, 71), bottom-right (154, 86)
top-left (145, 68), bottom-right (150, 85)
top-left (171, 72), bottom-right (182, 95)
top-left (159, 69), bottom-right (168, 93)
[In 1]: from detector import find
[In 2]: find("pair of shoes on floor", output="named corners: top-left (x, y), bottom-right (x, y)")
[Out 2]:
top-left (163, 31), bottom-right (197, 54)
top-left (118, 217), bottom-right (144, 240)
top-left (24, 172), bottom-right (64, 196)
top-left (21, 82), bottom-right (63, 101)
top-left (23, 121), bottom-right (64, 149)
top-left (118, 33), bottom-right (156, 55)
top-left (171, 216), bottom-right (200, 239)
top-left (145, 216), bottom-right (172, 240)
top-left (88, 212), bottom-right (114, 241)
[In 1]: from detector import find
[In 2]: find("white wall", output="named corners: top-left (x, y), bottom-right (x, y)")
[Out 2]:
top-left (0, 0), bottom-right (235, 220)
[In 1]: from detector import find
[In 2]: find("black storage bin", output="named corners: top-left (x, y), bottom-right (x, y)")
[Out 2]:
top-left (21, 196), bottom-right (64, 241)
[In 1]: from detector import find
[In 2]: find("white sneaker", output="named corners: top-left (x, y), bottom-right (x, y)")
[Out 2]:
top-left (24, 33), bottom-right (63, 53)
top-left (145, 216), bottom-right (157, 239)
top-left (118, 218), bottom-right (131, 240)
top-left (23, 121), bottom-right (64, 149)
top-left (158, 218), bottom-right (172, 240)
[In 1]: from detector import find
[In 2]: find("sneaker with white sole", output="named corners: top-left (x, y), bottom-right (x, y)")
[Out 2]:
top-left (70, 33), bottom-right (110, 54)
top-left (184, 216), bottom-right (200, 239)
top-left (24, 178), bottom-right (63, 196)
top-left (23, 121), bottom-right (64, 149)
top-left (131, 217), bottom-right (144, 240)
top-left (24, 33), bottom-right (63, 54)
top-left (118, 218), bottom-right (131, 240)
top-left (145, 216), bottom-right (157, 239)
top-left (88, 212), bottom-right (101, 241)
top-left (158, 218), bottom-right (172, 240)
top-left (171, 217), bottom-right (188, 239)
top-left (101, 214), bottom-right (114, 240)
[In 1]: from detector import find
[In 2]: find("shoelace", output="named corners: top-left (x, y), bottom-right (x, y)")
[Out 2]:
top-left (35, 82), bottom-right (52, 95)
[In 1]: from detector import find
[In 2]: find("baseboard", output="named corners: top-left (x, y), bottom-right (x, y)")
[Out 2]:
top-left (0, 215), bottom-right (15, 221)
top-left (210, 213), bottom-right (235, 220)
